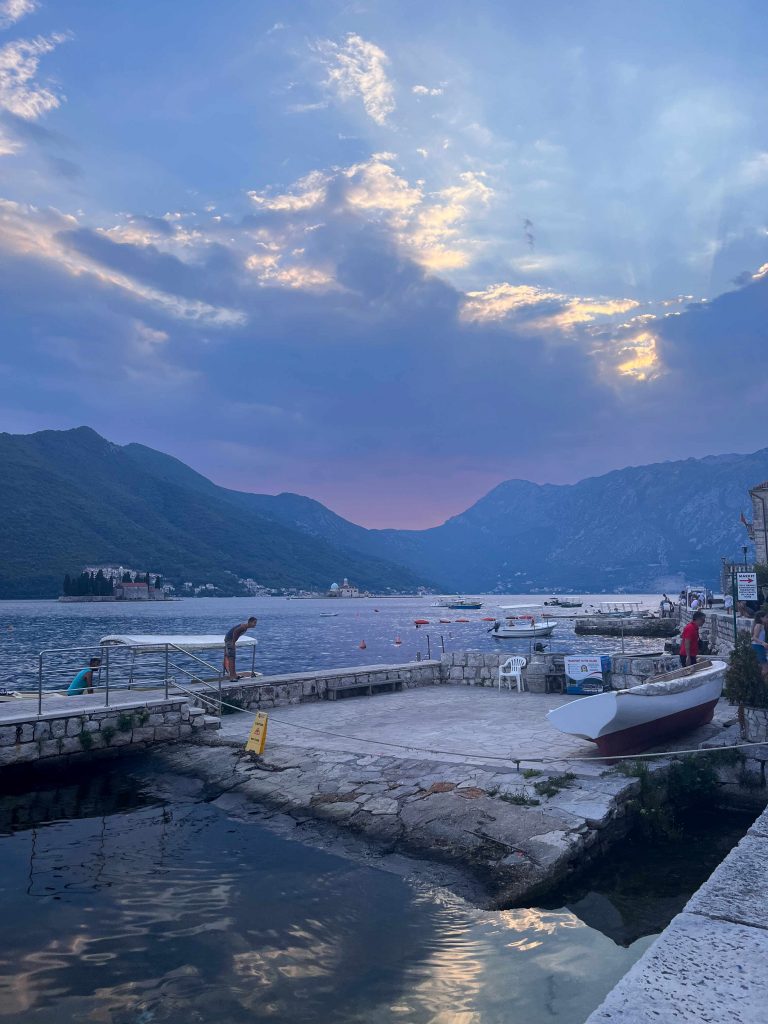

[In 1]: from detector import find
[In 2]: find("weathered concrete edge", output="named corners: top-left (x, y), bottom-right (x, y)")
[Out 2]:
top-left (585, 802), bottom-right (768, 1024)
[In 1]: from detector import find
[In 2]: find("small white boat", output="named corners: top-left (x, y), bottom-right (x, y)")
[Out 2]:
top-left (489, 605), bottom-right (558, 639)
top-left (546, 659), bottom-right (726, 756)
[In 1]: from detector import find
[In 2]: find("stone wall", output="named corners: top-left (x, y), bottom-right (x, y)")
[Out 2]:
top-left (193, 661), bottom-right (443, 712)
top-left (0, 697), bottom-right (213, 768)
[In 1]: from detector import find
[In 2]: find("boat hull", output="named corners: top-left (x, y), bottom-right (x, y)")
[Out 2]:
top-left (546, 662), bottom-right (725, 756)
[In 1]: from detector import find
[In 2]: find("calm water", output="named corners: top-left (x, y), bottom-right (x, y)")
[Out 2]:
top-left (0, 754), bottom-right (707, 1024)
top-left (0, 594), bottom-right (667, 690)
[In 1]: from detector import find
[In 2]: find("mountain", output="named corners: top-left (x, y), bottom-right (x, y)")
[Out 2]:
top-left (1, 427), bottom-right (766, 598)
top-left (0, 428), bottom-right (432, 598)
top-left (369, 452), bottom-right (768, 591)
top-left (242, 451), bottom-right (768, 592)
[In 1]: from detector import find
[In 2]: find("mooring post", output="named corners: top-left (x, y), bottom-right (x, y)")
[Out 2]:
top-left (37, 653), bottom-right (43, 716)
top-left (105, 646), bottom-right (110, 707)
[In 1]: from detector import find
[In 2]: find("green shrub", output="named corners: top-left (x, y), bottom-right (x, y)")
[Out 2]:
top-left (102, 725), bottom-right (116, 745)
top-left (79, 729), bottom-right (94, 750)
top-left (533, 772), bottom-right (576, 798)
top-left (117, 713), bottom-right (134, 732)
top-left (725, 634), bottom-right (768, 708)
top-left (499, 789), bottom-right (541, 806)
top-left (521, 768), bottom-right (542, 779)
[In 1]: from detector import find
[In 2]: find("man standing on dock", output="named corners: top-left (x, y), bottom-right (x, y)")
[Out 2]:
top-left (679, 611), bottom-right (705, 668)
top-left (223, 617), bottom-right (257, 680)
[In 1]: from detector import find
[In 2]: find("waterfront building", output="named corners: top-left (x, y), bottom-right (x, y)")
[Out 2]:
top-left (327, 577), bottom-right (361, 597)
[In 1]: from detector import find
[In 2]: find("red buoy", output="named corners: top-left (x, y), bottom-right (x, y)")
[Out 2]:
top-left (455, 618), bottom-right (470, 623)
top-left (414, 619), bottom-right (429, 627)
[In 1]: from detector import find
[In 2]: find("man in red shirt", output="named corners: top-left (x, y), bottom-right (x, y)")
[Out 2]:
top-left (680, 611), bottom-right (705, 667)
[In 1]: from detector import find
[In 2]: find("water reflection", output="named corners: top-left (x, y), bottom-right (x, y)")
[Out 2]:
top-left (538, 806), bottom-right (756, 947)
top-left (0, 762), bottom-right (657, 1023)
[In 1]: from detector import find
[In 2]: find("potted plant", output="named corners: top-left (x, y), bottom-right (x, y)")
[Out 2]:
top-left (724, 634), bottom-right (768, 741)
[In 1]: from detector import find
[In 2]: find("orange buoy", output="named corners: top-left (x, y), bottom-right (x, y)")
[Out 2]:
top-left (439, 618), bottom-right (451, 624)
top-left (481, 616), bottom-right (495, 621)
top-left (456, 617), bottom-right (470, 623)
top-left (359, 639), bottom-right (367, 649)
top-left (414, 619), bottom-right (429, 627)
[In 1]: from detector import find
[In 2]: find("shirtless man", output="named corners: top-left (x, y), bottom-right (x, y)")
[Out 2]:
top-left (223, 617), bottom-right (257, 680)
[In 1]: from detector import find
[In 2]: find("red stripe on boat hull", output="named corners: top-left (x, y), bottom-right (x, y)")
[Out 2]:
top-left (593, 698), bottom-right (719, 757)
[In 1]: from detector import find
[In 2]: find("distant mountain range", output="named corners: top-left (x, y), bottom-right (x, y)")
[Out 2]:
top-left (0, 427), bottom-right (765, 598)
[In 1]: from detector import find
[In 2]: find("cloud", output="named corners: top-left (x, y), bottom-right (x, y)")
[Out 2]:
top-left (246, 154), bottom-right (495, 279)
top-left (0, 32), bottom-right (69, 120)
top-left (462, 282), bottom-right (638, 330)
top-left (0, 199), bottom-right (244, 324)
top-left (0, 0), bottom-right (37, 30)
top-left (412, 84), bottom-right (443, 97)
top-left (318, 33), bottom-right (395, 126)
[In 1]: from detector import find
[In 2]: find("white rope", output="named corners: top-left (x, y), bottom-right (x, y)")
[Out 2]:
top-left (171, 680), bottom-right (768, 767)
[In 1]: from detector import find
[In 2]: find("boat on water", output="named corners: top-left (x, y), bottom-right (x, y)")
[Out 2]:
top-left (583, 601), bottom-right (648, 618)
top-left (489, 605), bottom-right (558, 639)
top-left (544, 597), bottom-right (583, 608)
top-left (434, 597), bottom-right (483, 610)
top-left (546, 659), bottom-right (726, 756)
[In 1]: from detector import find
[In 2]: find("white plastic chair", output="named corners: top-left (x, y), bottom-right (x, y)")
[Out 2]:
top-left (499, 656), bottom-right (527, 692)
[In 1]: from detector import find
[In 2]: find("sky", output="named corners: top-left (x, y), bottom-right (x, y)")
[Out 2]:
top-left (1, 0), bottom-right (768, 527)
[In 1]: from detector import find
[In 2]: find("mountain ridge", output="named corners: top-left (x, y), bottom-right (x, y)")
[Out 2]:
top-left (1, 427), bottom-right (765, 597)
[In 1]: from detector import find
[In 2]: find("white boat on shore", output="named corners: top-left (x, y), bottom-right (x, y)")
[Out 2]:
top-left (546, 659), bottom-right (726, 756)
top-left (489, 605), bottom-right (558, 639)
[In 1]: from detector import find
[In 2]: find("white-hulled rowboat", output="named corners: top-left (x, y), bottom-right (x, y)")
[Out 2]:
top-left (546, 659), bottom-right (725, 756)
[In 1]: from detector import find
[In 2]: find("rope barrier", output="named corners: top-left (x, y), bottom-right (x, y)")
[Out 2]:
top-left (171, 680), bottom-right (768, 767)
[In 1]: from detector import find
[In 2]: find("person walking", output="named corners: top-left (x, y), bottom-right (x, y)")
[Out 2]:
top-left (679, 611), bottom-right (705, 668)
top-left (67, 657), bottom-right (101, 696)
top-left (223, 617), bottom-right (257, 680)
top-left (751, 613), bottom-right (768, 681)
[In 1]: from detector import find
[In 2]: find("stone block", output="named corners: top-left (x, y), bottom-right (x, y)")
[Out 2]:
top-left (33, 722), bottom-right (51, 741)
top-left (449, 668), bottom-right (464, 681)
top-left (83, 720), bottom-right (100, 733)
top-left (131, 727), bottom-right (155, 743)
top-left (50, 719), bottom-right (67, 739)
top-left (684, 834), bottom-right (768, 930)
top-left (164, 712), bottom-right (181, 724)
top-left (0, 743), bottom-right (35, 765)
top-left (0, 726), bottom-right (17, 746)
top-left (586, 912), bottom-right (768, 1024)
top-left (37, 739), bottom-right (62, 758)
top-left (154, 725), bottom-right (180, 742)
top-left (148, 714), bottom-right (165, 726)
top-left (179, 723), bottom-right (192, 738)
top-left (66, 717), bottom-right (83, 737)
top-left (107, 730), bottom-right (133, 747)
top-left (60, 736), bottom-right (84, 755)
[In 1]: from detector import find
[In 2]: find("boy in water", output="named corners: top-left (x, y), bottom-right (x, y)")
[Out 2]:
top-left (67, 657), bottom-right (101, 696)
top-left (223, 617), bottom-right (257, 680)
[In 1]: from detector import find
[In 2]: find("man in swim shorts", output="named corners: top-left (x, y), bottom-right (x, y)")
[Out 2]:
top-left (223, 617), bottom-right (257, 680)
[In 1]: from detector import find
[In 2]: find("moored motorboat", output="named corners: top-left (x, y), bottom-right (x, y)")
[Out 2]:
top-left (436, 597), bottom-right (483, 610)
top-left (490, 605), bottom-right (558, 639)
top-left (546, 659), bottom-right (726, 756)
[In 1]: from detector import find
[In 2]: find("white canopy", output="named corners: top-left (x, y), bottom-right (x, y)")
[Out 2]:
top-left (99, 634), bottom-right (258, 654)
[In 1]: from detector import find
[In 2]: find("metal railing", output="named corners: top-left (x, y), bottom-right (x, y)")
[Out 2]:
top-left (31, 640), bottom-right (258, 716)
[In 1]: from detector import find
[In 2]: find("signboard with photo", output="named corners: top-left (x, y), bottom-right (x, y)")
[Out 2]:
top-left (564, 655), bottom-right (610, 695)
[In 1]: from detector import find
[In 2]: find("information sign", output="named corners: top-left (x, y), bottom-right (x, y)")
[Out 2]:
top-left (245, 712), bottom-right (268, 755)
top-left (737, 572), bottom-right (758, 602)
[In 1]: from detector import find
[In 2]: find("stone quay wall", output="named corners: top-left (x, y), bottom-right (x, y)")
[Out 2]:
top-left (194, 661), bottom-right (443, 713)
top-left (0, 697), bottom-right (212, 769)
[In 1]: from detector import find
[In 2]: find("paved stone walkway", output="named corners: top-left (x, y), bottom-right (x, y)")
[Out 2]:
top-left (217, 686), bottom-right (595, 767)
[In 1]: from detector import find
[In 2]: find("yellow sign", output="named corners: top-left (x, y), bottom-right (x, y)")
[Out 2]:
top-left (245, 712), bottom-right (268, 755)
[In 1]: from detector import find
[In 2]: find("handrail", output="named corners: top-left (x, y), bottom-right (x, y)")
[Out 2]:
top-left (33, 639), bottom-right (251, 716)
